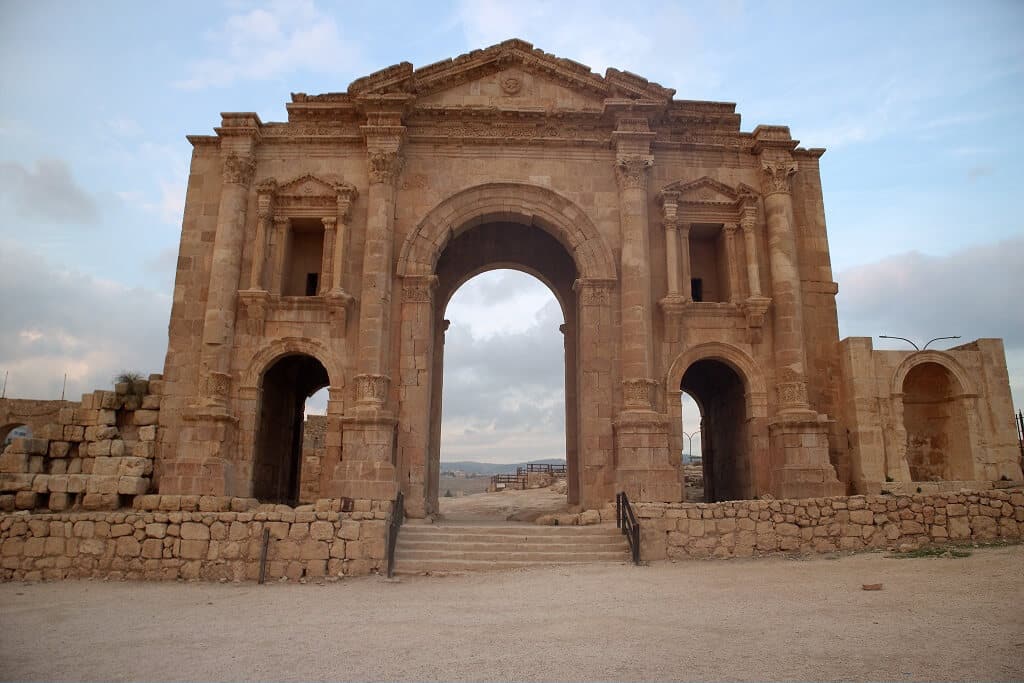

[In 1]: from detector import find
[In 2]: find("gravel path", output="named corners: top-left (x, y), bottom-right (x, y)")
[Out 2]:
top-left (1, 545), bottom-right (1022, 681)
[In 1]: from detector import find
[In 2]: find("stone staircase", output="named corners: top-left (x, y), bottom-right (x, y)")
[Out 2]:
top-left (393, 523), bottom-right (629, 574)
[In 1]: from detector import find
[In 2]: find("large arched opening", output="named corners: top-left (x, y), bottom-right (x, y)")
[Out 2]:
top-left (427, 221), bottom-right (578, 519)
top-left (680, 359), bottom-right (751, 502)
top-left (901, 361), bottom-right (974, 481)
top-left (253, 354), bottom-right (329, 505)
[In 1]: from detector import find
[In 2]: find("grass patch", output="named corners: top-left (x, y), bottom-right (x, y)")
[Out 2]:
top-left (889, 546), bottom-right (972, 559)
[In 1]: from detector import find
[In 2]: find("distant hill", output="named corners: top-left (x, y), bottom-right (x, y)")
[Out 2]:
top-left (439, 458), bottom-right (566, 475)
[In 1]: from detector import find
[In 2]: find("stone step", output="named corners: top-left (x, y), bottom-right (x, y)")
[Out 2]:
top-left (400, 524), bottom-right (621, 537)
top-left (396, 539), bottom-right (627, 552)
top-left (394, 558), bottom-right (627, 574)
top-left (397, 549), bottom-right (627, 562)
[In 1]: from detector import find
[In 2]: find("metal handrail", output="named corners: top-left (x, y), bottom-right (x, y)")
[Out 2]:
top-left (616, 491), bottom-right (641, 565)
top-left (386, 490), bottom-right (404, 578)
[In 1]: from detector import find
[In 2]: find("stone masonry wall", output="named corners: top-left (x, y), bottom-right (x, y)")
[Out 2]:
top-left (0, 376), bottom-right (163, 513)
top-left (0, 496), bottom-right (391, 582)
top-left (636, 488), bottom-right (1024, 560)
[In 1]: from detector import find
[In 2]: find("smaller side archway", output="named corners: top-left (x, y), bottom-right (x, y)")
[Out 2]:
top-left (666, 343), bottom-right (768, 501)
top-left (895, 357), bottom-right (976, 482)
top-left (253, 354), bottom-right (330, 505)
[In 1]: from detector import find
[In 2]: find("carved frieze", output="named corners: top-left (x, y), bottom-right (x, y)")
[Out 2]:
top-left (203, 371), bottom-right (232, 401)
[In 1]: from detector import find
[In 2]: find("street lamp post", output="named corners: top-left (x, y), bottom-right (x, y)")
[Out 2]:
top-left (878, 335), bottom-right (961, 351)
top-left (682, 429), bottom-right (700, 462)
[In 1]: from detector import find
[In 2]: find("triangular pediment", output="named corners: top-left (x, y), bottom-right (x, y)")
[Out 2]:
top-left (276, 174), bottom-right (337, 197)
top-left (347, 39), bottom-right (674, 110)
top-left (659, 177), bottom-right (757, 205)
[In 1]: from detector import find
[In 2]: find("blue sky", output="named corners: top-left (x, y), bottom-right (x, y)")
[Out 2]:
top-left (0, 1), bottom-right (1021, 462)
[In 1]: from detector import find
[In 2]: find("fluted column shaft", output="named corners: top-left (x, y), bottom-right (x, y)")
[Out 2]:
top-left (329, 189), bottom-right (356, 296)
top-left (319, 217), bottom-right (336, 295)
top-left (679, 224), bottom-right (693, 301)
top-left (724, 223), bottom-right (742, 303)
top-left (741, 208), bottom-right (763, 297)
top-left (664, 217), bottom-right (680, 296)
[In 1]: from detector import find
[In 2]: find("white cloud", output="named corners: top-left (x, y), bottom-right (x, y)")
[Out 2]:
top-left (175, 0), bottom-right (363, 90)
top-left (0, 242), bottom-right (170, 401)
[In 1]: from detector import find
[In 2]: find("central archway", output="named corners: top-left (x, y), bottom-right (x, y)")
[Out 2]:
top-left (396, 183), bottom-right (618, 516)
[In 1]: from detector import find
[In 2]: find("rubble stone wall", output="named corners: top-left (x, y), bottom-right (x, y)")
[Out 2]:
top-left (0, 377), bottom-right (163, 513)
top-left (0, 496), bottom-right (390, 582)
top-left (635, 488), bottom-right (1024, 560)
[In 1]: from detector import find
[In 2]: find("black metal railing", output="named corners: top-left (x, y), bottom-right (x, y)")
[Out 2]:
top-left (616, 491), bottom-right (641, 565)
top-left (1016, 409), bottom-right (1023, 462)
top-left (386, 490), bottom-right (404, 578)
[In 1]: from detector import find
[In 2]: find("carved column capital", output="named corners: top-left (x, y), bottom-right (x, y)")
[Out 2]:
top-left (760, 160), bottom-right (797, 196)
top-left (334, 182), bottom-right (358, 221)
top-left (273, 215), bottom-right (289, 229)
top-left (401, 275), bottom-right (438, 304)
top-left (723, 222), bottom-right (739, 235)
top-left (222, 153), bottom-right (256, 187)
top-left (321, 216), bottom-right (338, 230)
top-left (353, 373), bottom-right (389, 408)
top-left (614, 155), bottom-right (654, 191)
top-left (367, 149), bottom-right (403, 184)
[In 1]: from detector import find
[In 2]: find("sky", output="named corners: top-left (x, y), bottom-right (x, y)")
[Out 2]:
top-left (0, 0), bottom-right (1021, 464)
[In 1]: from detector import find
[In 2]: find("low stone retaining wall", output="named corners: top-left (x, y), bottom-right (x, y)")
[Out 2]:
top-left (0, 498), bottom-right (392, 582)
top-left (636, 489), bottom-right (1024, 560)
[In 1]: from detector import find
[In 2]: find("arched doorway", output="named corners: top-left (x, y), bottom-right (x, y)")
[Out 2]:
top-left (253, 354), bottom-right (329, 505)
top-left (680, 359), bottom-right (750, 502)
top-left (436, 269), bottom-right (568, 521)
top-left (902, 361), bottom-right (973, 481)
top-left (426, 222), bottom-right (578, 517)
top-left (1, 423), bottom-right (31, 450)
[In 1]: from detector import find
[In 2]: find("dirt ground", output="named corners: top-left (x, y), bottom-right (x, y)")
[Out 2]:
top-left (1, 545), bottom-right (1022, 682)
top-left (437, 486), bottom-right (568, 521)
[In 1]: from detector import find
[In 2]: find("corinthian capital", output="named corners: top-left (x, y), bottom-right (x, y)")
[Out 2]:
top-left (368, 149), bottom-right (403, 184)
top-left (760, 160), bottom-right (797, 196)
top-left (614, 155), bottom-right (654, 192)
top-left (222, 153), bottom-right (256, 187)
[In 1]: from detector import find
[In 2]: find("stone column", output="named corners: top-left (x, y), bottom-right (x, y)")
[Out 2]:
top-left (197, 150), bottom-right (256, 412)
top-left (328, 184), bottom-right (358, 299)
top-left (248, 183), bottom-right (274, 291)
top-left (330, 100), bottom-right (407, 501)
top-left (395, 275), bottom-right (437, 518)
top-left (723, 222), bottom-right (742, 303)
top-left (757, 134), bottom-right (843, 498)
top-left (663, 209), bottom-right (680, 296)
top-left (319, 217), bottom-right (336, 295)
top-left (679, 223), bottom-right (693, 301)
top-left (740, 201), bottom-right (762, 297)
top-left (614, 153), bottom-right (657, 409)
top-left (270, 216), bottom-right (289, 294)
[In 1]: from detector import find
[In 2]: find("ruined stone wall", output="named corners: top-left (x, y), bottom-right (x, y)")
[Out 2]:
top-left (0, 377), bottom-right (163, 512)
top-left (636, 488), bottom-right (1024, 560)
top-left (0, 496), bottom-right (390, 582)
top-left (299, 416), bottom-right (327, 504)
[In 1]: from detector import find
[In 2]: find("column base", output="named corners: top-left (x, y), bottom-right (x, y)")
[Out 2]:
top-left (327, 411), bottom-right (399, 501)
top-left (612, 410), bottom-right (683, 503)
top-left (769, 414), bottom-right (844, 499)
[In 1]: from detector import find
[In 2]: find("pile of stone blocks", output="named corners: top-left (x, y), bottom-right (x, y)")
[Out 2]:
top-left (0, 376), bottom-right (162, 512)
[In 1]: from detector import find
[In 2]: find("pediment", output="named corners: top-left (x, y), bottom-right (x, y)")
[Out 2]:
top-left (347, 39), bottom-right (674, 111)
top-left (659, 177), bottom-right (757, 206)
top-left (276, 174), bottom-right (338, 197)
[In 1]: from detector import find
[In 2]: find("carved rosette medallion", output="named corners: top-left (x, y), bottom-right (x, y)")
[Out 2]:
top-left (354, 373), bottom-right (389, 407)
top-left (222, 154), bottom-right (256, 187)
top-left (760, 161), bottom-right (797, 196)
top-left (500, 72), bottom-right (523, 95)
top-left (367, 150), bottom-right (403, 184)
top-left (614, 155), bottom-right (654, 192)
top-left (401, 275), bottom-right (438, 304)
top-left (622, 378), bottom-right (659, 410)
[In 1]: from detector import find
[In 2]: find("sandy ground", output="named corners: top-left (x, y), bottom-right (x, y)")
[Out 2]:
top-left (437, 486), bottom-right (568, 521)
top-left (1, 545), bottom-right (1022, 682)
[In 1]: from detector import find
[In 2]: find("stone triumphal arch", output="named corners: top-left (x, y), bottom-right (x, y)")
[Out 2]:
top-left (154, 40), bottom-right (1022, 517)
